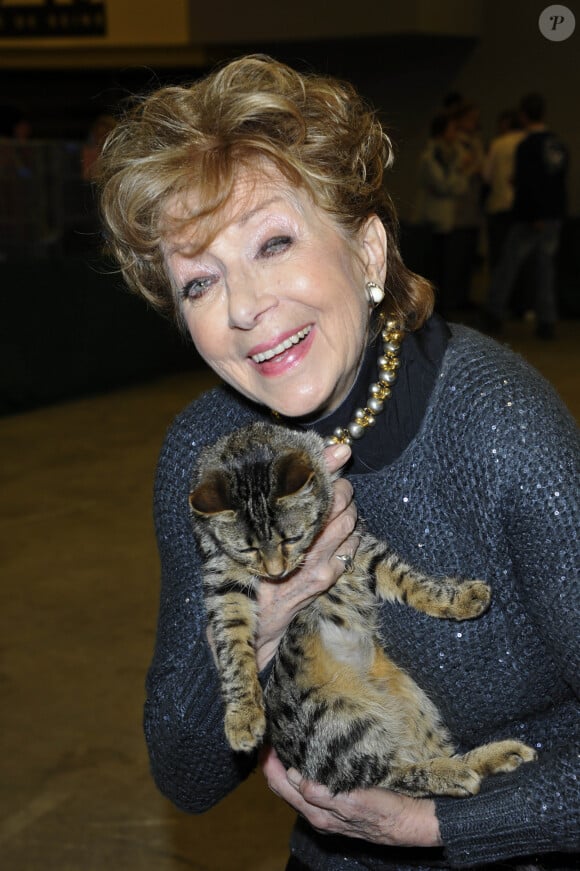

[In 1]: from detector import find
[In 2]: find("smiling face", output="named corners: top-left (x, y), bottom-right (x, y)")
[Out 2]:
top-left (164, 166), bottom-right (387, 419)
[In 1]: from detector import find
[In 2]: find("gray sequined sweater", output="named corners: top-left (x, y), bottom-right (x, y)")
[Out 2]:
top-left (144, 325), bottom-right (580, 869)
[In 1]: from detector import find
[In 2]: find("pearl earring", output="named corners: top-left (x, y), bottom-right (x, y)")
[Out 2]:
top-left (365, 281), bottom-right (385, 307)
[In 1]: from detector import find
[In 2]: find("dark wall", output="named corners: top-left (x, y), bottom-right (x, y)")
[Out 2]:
top-left (0, 34), bottom-right (473, 140)
top-left (0, 65), bottom-right (208, 141)
top-left (0, 256), bottom-right (202, 415)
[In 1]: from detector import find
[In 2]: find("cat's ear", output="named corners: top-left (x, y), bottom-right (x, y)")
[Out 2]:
top-left (275, 451), bottom-right (315, 500)
top-left (189, 472), bottom-right (234, 517)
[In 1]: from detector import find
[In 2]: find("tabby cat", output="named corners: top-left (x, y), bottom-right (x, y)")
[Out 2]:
top-left (189, 422), bottom-right (536, 796)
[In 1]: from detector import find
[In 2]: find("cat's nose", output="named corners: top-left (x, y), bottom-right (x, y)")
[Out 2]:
top-left (262, 553), bottom-right (286, 578)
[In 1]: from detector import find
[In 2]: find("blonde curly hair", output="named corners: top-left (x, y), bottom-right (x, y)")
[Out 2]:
top-left (97, 54), bottom-right (432, 329)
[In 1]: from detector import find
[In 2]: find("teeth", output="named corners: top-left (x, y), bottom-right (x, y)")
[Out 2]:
top-left (251, 326), bottom-right (312, 363)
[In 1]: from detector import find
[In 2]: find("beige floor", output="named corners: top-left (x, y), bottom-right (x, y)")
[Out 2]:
top-left (1, 319), bottom-right (579, 871)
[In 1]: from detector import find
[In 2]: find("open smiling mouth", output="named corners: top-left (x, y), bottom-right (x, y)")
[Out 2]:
top-left (250, 325), bottom-right (312, 363)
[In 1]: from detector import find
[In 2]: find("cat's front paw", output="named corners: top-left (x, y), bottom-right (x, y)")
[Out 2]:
top-left (225, 703), bottom-right (266, 753)
top-left (450, 580), bottom-right (491, 619)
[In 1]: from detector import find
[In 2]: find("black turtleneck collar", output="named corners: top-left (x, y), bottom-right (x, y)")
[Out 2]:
top-left (296, 313), bottom-right (451, 475)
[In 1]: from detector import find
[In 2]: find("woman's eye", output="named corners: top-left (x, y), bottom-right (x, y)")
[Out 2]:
top-left (260, 235), bottom-right (293, 257)
top-left (181, 276), bottom-right (215, 301)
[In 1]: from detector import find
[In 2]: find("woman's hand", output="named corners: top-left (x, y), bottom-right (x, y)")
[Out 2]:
top-left (255, 442), bottom-right (358, 672)
top-left (261, 747), bottom-right (442, 848)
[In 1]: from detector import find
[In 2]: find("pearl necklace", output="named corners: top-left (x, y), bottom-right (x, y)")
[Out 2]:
top-left (323, 319), bottom-right (405, 447)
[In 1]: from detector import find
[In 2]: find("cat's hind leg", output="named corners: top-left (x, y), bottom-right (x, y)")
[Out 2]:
top-left (381, 740), bottom-right (537, 797)
top-left (459, 739), bottom-right (537, 776)
top-left (382, 756), bottom-right (483, 798)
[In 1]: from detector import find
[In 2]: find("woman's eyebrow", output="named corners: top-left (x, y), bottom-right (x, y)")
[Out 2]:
top-left (235, 196), bottom-right (285, 226)
top-left (165, 195), bottom-right (291, 258)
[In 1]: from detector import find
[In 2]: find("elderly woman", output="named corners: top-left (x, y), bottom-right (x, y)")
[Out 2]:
top-left (97, 56), bottom-right (579, 870)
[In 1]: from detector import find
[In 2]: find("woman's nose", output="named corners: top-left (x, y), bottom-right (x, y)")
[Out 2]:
top-left (226, 278), bottom-right (278, 330)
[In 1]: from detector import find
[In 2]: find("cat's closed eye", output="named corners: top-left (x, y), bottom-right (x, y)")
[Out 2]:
top-left (283, 534), bottom-right (304, 544)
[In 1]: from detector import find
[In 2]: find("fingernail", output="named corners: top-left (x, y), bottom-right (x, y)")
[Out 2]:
top-left (287, 768), bottom-right (302, 788)
top-left (331, 444), bottom-right (350, 463)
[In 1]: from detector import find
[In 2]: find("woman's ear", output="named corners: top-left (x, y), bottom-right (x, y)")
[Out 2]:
top-left (360, 215), bottom-right (387, 284)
